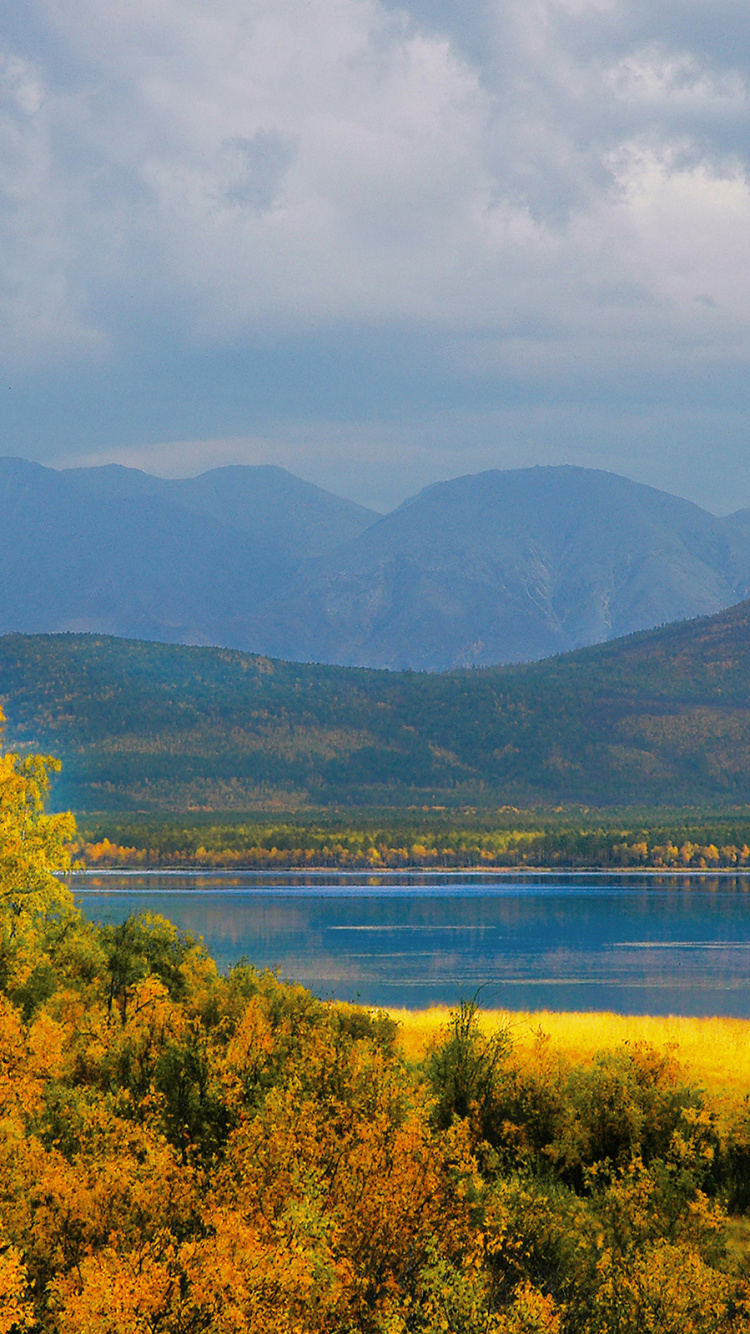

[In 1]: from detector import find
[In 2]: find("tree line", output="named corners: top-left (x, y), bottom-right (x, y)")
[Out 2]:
top-left (73, 813), bottom-right (750, 870)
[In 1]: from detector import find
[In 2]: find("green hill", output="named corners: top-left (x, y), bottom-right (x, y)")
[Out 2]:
top-left (3, 601), bottom-right (750, 810)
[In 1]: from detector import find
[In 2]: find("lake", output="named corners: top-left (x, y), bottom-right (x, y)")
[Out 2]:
top-left (69, 869), bottom-right (750, 1015)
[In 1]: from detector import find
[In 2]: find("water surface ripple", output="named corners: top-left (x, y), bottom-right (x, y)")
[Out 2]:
top-left (69, 870), bottom-right (750, 1014)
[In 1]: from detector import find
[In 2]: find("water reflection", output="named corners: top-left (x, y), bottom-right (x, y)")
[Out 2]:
top-left (68, 870), bottom-right (750, 1015)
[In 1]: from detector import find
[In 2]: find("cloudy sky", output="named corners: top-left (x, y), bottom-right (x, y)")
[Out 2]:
top-left (1, 0), bottom-right (749, 511)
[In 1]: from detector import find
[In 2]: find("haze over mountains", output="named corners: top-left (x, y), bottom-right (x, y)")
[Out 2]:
top-left (4, 456), bottom-right (750, 669)
top-left (249, 468), bottom-right (750, 669)
top-left (0, 457), bottom-right (375, 648)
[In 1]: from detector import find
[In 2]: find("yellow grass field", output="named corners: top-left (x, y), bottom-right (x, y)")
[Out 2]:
top-left (390, 1006), bottom-right (750, 1101)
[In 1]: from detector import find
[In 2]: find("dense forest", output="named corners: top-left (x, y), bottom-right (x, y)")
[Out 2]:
top-left (75, 809), bottom-right (750, 870)
top-left (4, 601), bottom-right (750, 811)
top-left (5, 717), bottom-right (750, 1331)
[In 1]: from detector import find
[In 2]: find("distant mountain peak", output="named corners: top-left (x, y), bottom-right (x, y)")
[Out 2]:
top-left (2, 457), bottom-right (749, 670)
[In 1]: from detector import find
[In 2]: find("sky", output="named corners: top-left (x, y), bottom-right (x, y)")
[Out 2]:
top-left (1, 0), bottom-right (749, 513)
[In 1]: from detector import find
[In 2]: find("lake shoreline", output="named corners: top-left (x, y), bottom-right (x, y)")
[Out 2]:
top-left (63, 864), bottom-right (750, 879)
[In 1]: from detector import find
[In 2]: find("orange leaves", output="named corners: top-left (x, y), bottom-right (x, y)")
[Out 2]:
top-left (181, 1208), bottom-right (345, 1334)
top-left (52, 1244), bottom-right (177, 1334)
top-left (495, 1281), bottom-right (563, 1334)
top-left (79, 838), bottom-right (147, 867)
top-left (592, 1241), bottom-right (750, 1333)
top-left (221, 992), bottom-right (276, 1107)
top-left (0, 998), bottom-right (33, 1121)
top-left (28, 1012), bottom-right (66, 1087)
top-left (0, 708), bottom-right (77, 999)
top-left (207, 1011), bottom-right (479, 1329)
top-left (0, 954), bottom-right (748, 1334)
top-left (0, 998), bottom-right (64, 1122)
top-left (0, 1241), bottom-right (33, 1333)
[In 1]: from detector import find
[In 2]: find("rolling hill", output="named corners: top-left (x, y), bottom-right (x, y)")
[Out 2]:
top-left (4, 599), bottom-right (750, 810)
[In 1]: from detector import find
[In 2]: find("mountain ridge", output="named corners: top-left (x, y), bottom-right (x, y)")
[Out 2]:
top-left (0, 457), bottom-right (378, 647)
top-left (245, 464), bottom-right (750, 668)
top-left (4, 456), bottom-right (750, 668)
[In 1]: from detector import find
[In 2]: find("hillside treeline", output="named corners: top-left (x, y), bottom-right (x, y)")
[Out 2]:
top-left (6, 716), bottom-right (750, 1331)
top-left (4, 604), bottom-right (750, 809)
top-left (74, 812), bottom-right (750, 870)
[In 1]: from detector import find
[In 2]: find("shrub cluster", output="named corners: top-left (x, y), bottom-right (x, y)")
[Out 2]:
top-left (4, 916), bottom-right (750, 1333)
top-left (4, 715), bottom-right (750, 1332)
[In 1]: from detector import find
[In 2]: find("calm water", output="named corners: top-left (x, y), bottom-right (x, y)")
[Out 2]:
top-left (68, 870), bottom-right (750, 1015)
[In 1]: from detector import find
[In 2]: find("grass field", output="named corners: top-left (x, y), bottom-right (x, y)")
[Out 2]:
top-left (391, 1007), bottom-right (750, 1102)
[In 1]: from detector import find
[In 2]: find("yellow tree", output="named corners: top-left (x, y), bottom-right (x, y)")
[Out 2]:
top-left (0, 706), bottom-right (76, 989)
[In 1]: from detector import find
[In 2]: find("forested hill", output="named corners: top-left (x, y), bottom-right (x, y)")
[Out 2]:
top-left (4, 600), bottom-right (750, 810)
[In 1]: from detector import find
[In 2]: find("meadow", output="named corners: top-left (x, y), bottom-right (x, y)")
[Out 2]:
top-left (394, 1008), bottom-right (750, 1105)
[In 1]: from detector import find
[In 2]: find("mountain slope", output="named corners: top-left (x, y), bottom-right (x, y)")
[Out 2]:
top-left (4, 600), bottom-right (750, 809)
top-left (0, 458), bottom-right (378, 645)
top-left (5, 458), bottom-right (750, 669)
top-left (245, 466), bottom-right (749, 669)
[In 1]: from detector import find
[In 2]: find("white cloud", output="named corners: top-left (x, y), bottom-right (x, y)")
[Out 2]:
top-left (23, 0), bottom-right (494, 336)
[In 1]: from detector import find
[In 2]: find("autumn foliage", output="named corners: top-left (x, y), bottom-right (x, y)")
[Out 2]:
top-left (3, 711), bottom-right (750, 1331)
top-left (72, 816), bottom-right (750, 873)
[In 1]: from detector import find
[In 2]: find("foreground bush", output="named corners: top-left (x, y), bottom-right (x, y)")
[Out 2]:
top-left (2, 713), bottom-right (750, 1332)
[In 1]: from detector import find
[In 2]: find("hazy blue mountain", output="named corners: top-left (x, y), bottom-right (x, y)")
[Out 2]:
top-left (5, 457), bottom-right (750, 668)
top-left (244, 466), bottom-right (748, 669)
top-left (0, 458), bottom-right (378, 646)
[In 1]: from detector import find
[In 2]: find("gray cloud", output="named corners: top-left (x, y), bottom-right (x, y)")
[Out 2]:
top-left (222, 132), bottom-right (297, 210)
top-left (0, 0), bottom-right (748, 508)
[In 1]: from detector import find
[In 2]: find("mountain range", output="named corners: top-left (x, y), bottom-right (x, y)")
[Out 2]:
top-left (4, 456), bottom-right (750, 668)
top-left (0, 456), bottom-right (375, 647)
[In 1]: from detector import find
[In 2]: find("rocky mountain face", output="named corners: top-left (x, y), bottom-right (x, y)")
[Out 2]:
top-left (4, 457), bottom-right (750, 668)
top-left (243, 466), bottom-right (750, 669)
